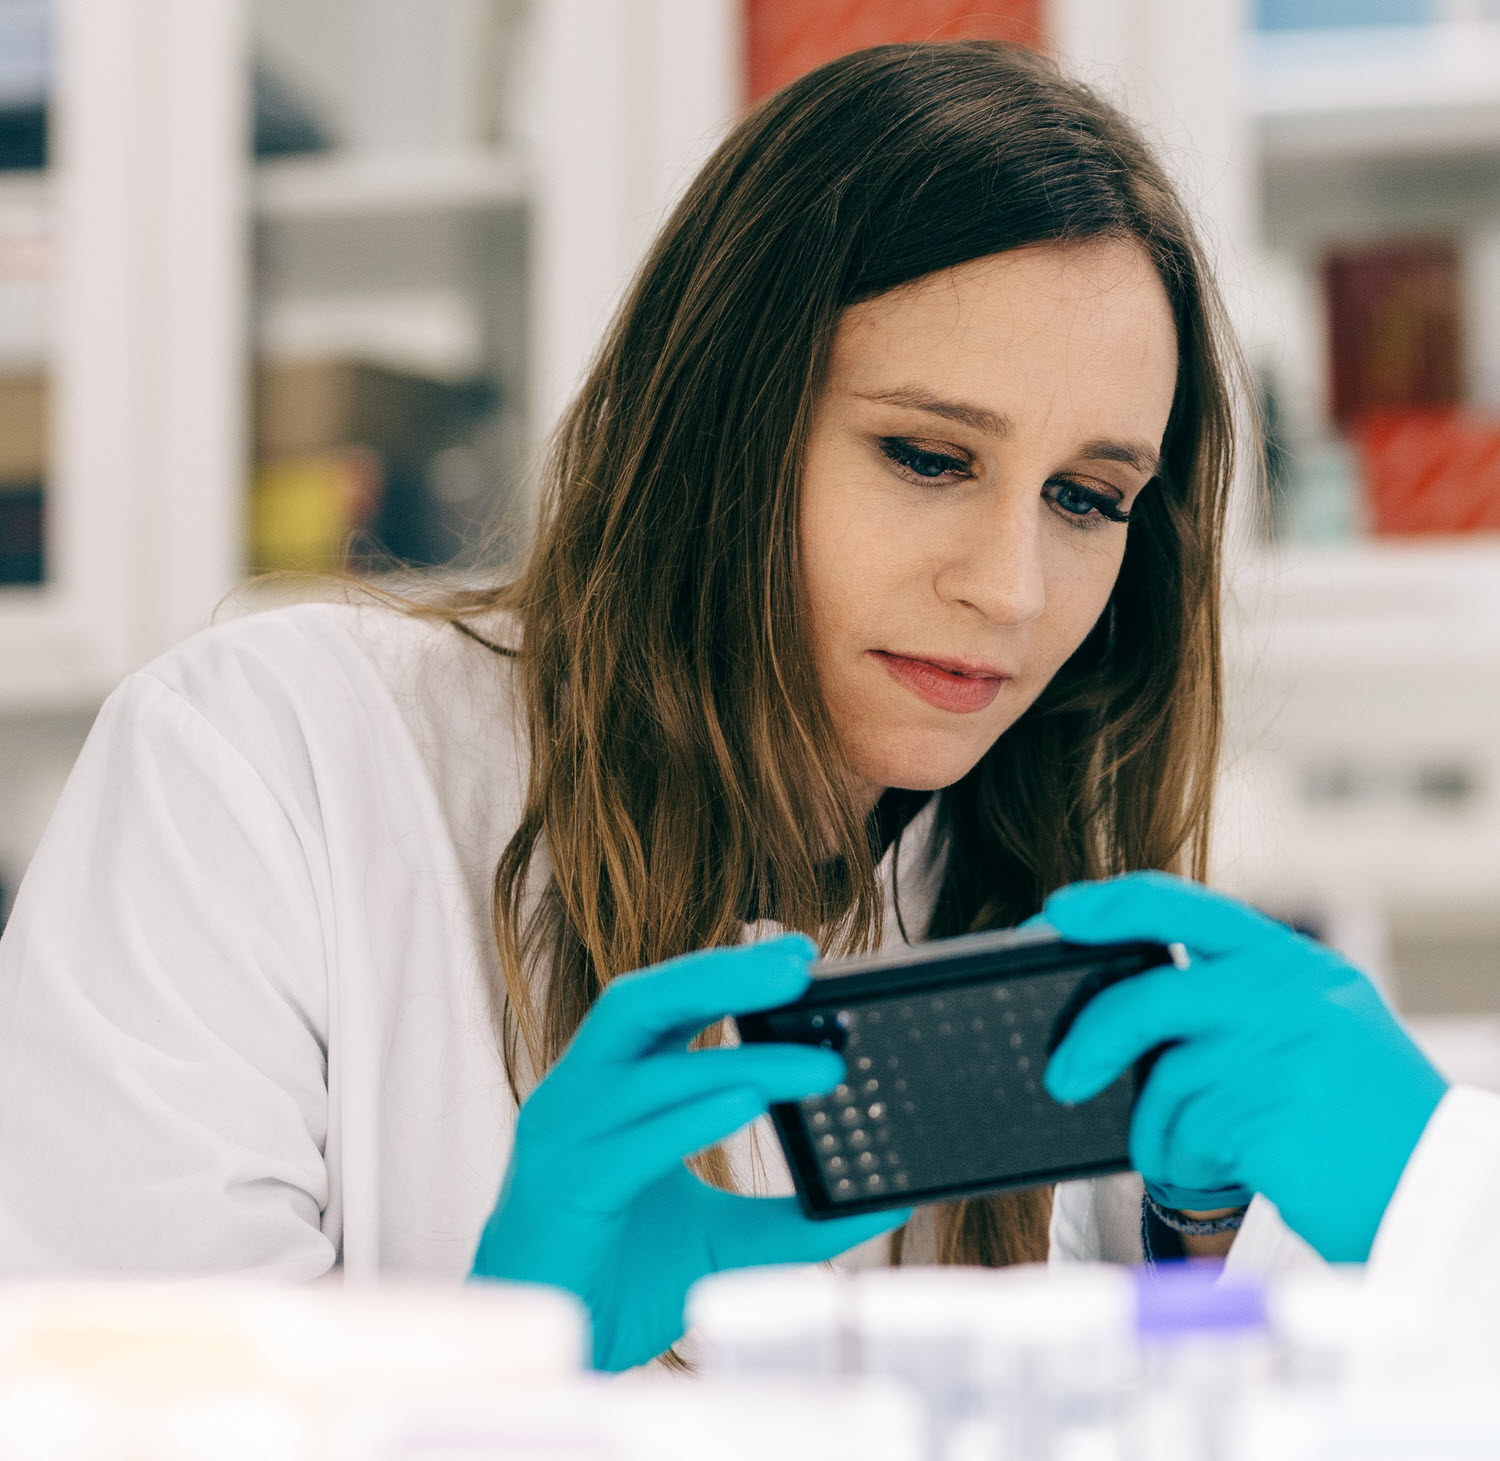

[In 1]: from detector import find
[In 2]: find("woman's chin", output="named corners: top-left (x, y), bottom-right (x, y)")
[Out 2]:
top-left (851, 740), bottom-right (990, 797)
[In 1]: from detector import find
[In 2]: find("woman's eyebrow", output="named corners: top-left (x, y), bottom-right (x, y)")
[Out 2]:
top-left (1077, 439), bottom-right (1162, 477)
top-left (854, 387), bottom-right (1161, 477)
top-left (854, 386), bottom-right (1014, 438)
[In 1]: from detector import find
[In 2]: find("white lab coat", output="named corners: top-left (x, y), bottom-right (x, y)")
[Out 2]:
top-left (0, 602), bottom-right (1491, 1283)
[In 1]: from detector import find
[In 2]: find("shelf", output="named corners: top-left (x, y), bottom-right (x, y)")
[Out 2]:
top-left (1215, 538), bottom-right (1500, 919)
top-left (1226, 537), bottom-right (1500, 673)
top-left (0, 586), bottom-right (118, 714)
top-left (0, 169), bottom-right (51, 232)
top-left (1248, 21), bottom-right (1500, 159)
top-left (254, 147), bottom-right (530, 222)
top-left (0, 170), bottom-right (49, 205)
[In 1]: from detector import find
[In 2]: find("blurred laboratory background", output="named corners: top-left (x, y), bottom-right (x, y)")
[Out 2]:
top-left (2, 0), bottom-right (1500, 1077)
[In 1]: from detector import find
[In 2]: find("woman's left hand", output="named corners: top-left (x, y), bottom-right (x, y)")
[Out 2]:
top-left (1042, 872), bottom-right (1448, 1262)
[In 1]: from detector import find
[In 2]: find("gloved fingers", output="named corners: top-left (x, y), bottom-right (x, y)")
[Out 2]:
top-left (700, 1189), bottom-right (912, 1270)
top-left (578, 1086), bottom-right (767, 1210)
top-left (1045, 965), bottom-right (1244, 1104)
top-left (1044, 872), bottom-right (1285, 960)
top-left (1127, 1037), bottom-right (1223, 1185)
top-left (1128, 1038), bottom-right (1246, 1198)
top-left (1161, 1084), bottom-right (1253, 1203)
top-left (530, 1044), bottom-right (843, 1142)
top-left (567, 936), bottom-right (816, 1068)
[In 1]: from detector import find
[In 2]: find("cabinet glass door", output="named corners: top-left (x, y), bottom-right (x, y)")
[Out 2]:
top-left (247, 0), bottom-right (532, 582)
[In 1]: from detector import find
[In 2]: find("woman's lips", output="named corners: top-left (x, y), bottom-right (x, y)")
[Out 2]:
top-left (871, 651), bottom-right (1008, 713)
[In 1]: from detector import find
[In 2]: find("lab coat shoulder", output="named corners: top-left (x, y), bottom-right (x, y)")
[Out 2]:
top-left (0, 601), bottom-right (529, 1276)
top-left (141, 600), bottom-right (529, 835)
top-left (135, 599), bottom-right (534, 963)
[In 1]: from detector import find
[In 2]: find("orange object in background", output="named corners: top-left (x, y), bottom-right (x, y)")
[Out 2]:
top-left (745, 0), bottom-right (1043, 103)
top-left (1356, 409), bottom-right (1500, 536)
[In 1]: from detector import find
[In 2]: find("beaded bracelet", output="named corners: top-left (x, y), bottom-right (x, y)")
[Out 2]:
top-left (1144, 1189), bottom-right (1248, 1236)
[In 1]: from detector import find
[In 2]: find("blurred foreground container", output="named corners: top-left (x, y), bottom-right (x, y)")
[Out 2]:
top-left (0, 1279), bottom-right (584, 1461)
top-left (0, 1277), bottom-right (926, 1461)
top-left (694, 1262), bottom-right (1138, 1461)
top-left (692, 1260), bottom-right (1500, 1461)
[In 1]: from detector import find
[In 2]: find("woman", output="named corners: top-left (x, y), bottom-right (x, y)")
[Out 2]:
top-left (0, 41), bottom-right (1312, 1368)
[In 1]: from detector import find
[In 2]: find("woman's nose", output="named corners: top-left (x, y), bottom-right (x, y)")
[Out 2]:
top-left (933, 496), bottom-right (1047, 627)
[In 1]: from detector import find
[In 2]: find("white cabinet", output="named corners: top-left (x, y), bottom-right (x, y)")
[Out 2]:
top-left (0, 0), bottom-right (740, 713)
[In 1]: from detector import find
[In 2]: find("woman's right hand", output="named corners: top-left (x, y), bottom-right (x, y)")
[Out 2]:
top-left (470, 934), bottom-right (910, 1371)
top-left (1042, 873), bottom-right (1447, 1263)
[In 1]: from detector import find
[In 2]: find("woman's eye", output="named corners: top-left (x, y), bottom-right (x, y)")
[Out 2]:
top-left (1049, 478), bottom-right (1131, 526)
top-left (880, 437), bottom-right (969, 482)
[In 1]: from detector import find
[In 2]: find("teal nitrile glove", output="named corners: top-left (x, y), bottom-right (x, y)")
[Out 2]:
top-left (470, 934), bottom-right (910, 1371)
top-left (1023, 914), bottom-right (1247, 1212)
top-left (1041, 872), bottom-right (1448, 1262)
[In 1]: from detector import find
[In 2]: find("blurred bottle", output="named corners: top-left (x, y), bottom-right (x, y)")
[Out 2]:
top-left (1131, 1265), bottom-right (1271, 1461)
top-left (851, 1267), bottom-right (1000, 1461)
top-left (0, 1378), bottom-right (123, 1461)
top-left (346, 1375), bottom-right (926, 1461)
top-left (687, 1266), bottom-right (846, 1376)
top-left (849, 1264), bottom-right (1138, 1461)
top-left (1267, 1267), bottom-right (1379, 1391)
top-left (1249, 1268), bottom-right (1500, 1459)
top-left (976, 1264), bottom-right (1136, 1461)
top-left (1277, 437), bottom-right (1364, 544)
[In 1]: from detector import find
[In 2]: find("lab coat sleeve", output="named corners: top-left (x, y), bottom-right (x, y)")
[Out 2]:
top-left (0, 670), bottom-right (336, 1275)
top-left (1366, 1084), bottom-right (1500, 1287)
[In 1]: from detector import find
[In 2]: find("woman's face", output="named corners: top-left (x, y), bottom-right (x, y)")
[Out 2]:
top-left (799, 238), bottom-right (1179, 813)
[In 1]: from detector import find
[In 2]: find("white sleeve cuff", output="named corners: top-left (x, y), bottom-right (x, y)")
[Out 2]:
top-left (1222, 1192), bottom-right (1322, 1279)
top-left (1367, 1084), bottom-right (1500, 1284)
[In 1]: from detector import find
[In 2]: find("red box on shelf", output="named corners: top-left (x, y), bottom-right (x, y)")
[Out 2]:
top-left (1356, 409), bottom-right (1500, 536)
top-left (1323, 239), bottom-right (1463, 432)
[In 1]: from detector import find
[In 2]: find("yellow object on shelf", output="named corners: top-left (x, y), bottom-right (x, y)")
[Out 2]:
top-left (249, 448), bottom-right (382, 573)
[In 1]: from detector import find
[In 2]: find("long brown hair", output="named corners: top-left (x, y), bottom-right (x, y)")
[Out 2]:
top-left (440, 41), bottom-right (1238, 1277)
